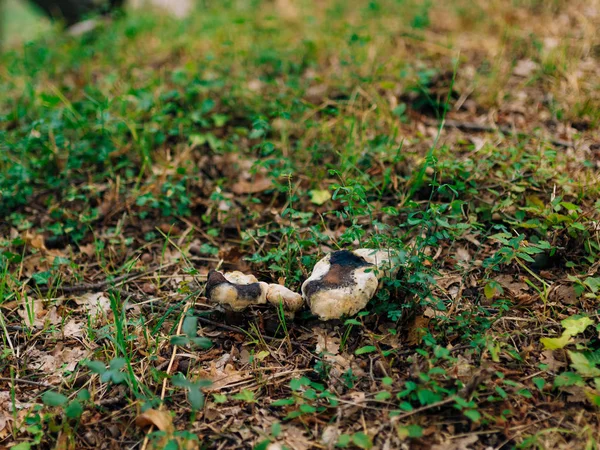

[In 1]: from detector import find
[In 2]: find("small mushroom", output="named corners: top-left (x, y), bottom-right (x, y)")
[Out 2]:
top-left (205, 270), bottom-right (268, 311)
top-left (301, 249), bottom-right (398, 320)
top-left (266, 284), bottom-right (304, 315)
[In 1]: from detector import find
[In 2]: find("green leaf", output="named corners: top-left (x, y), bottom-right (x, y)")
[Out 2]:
top-left (532, 377), bottom-right (545, 391)
top-left (191, 337), bottom-right (212, 349)
top-left (381, 377), bottom-right (393, 386)
top-left (65, 400), bottom-right (83, 419)
top-left (399, 401), bottom-right (413, 411)
top-left (85, 360), bottom-right (107, 374)
top-left (299, 404), bottom-right (316, 413)
top-left (271, 422), bottom-right (281, 437)
top-left (375, 391), bottom-right (391, 401)
top-left (397, 424), bottom-right (423, 439)
top-left (232, 389), bottom-right (256, 403)
top-left (309, 189), bottom-right (332, 205)
top-left (336, 434), bottom-right (351, 447)
top-left (483, 282), bottom-right (497, 299)
top-left (109, 358), bottom-right (127, 370)
top-left (254, 440), bottom-right (271, 450)
top-left (11, 443), bottom-right (32, 450)
top-left (182, 316), bottom-right (198, 338)
top-left (171, 373), bottom-right (191, 388)
top-left (344, 319), bottom-right (361, 326)
top-left (188, 388), bottom-right (205, 410)
top-left (562, 316), bottom-right (594, 337)
top-left (42, 391), bottom-right (68, 407)
top-left (212, 394), bottom-right (227, 404)
top-left (352, 432), bottom-right (373, 449)
top-left (272, 398), bottom-right (295, 406)
top-left (584, 277), bottom-right (600, 294)
top-left (568, 351), bottom-right (600, 377)
top-left (417, 389), bottom-right (440, 405)
top-left (541, 334), bottom-right (571, 350)
top-left (163, 440), bottom-right (179, 450)
top-left (517, 389), bottom-right (532, 398)
top-left (290, 377), bottom-right (310, 390)
top-left (170, 336), bottom-right (190, 346)
top-left (463, 409), bottom-right (481, 422)
top-left (355, 345), bottom-right (377, 355)
top-left (554, 371), bottom-right (584, 387)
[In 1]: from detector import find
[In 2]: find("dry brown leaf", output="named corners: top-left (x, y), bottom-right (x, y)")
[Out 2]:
top-left (29, 345), bottom-right (87, 377)
top-left (62, 319), bottom-right (84, 338)
top-left (540, 350), bottom-right (567, 372)
top-left (432, 434), bottom-right (478, 450)
top-left (197, 362), bottom-right (246, 391)
top-left (435, 275), bottom-right (462, 290)
top-left (314, 328), bottom-right (340, 355)
top-left (135, 409), bottom-right (174, 433)
top-left (18, 300), bottom-right (61, 328)
top-left (549, 284), bottom-right (579, 305)
top-left (407, 316), bottom-right (430, 346)
top-left (493, 274), bottom-right (530, 298)
top-left (231, 173), bottom-right (273, 194)
top-left (55, 431), bottom-right (75, 450)
top-left (455, 246), bottom-right (471, 263)
top-left (74, 292), bottom-right (111, 318)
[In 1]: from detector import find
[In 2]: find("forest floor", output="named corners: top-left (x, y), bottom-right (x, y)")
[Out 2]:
top-left (1, 1), bottom-right (600, 449)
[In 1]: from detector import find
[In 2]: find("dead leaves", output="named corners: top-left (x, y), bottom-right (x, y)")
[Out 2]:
top-left (18, 298), bottom-right (61, 328)
top-left (136, 409), bottom-right (198, 450)
top-left (28, 344), bottom-right (87, 383)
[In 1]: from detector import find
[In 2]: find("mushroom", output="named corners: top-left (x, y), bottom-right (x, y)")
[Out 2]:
top-left (266, 284), bottom-right (304, 315)
top-left (301, 249), bottom-right (398, 320)
top-left (205, 270), bottom-right (268, 311)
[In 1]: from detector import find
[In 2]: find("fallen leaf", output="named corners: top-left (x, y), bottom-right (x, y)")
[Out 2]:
top-left (135, 409), bottom-right (174, 433)
top-left (455, 247), bottom-right (471, 263)
top-left (549, 284), bottom-right (579, 305)
top-left (231, 173), bottom-right (273, 194)
top-left (18, 300), bottom-right (61, 328)
top-left (432, 435), bottom-right (478, 450)
top-left (62, 319), bottom-right (84, 338)
top-left (314, 328), bottom-right (340, 355)
top-left (540, 350), bottom-right (566, 371)
top-left (309, 189), bottom-right (331, 205)
top-left (197, 362), bottom-right (246, 391)
top-left (74, 292), bottom-right (111, 318)
top-left (407, 316), bottom-right (430, 345)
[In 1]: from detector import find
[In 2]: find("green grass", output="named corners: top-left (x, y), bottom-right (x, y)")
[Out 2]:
top-left (1, 1), bottom-right (600, 449)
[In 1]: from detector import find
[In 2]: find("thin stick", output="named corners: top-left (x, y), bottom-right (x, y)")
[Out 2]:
top-left (0, 377), bottom-right (51, 388)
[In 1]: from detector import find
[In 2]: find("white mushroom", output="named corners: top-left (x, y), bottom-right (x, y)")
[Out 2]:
top-left (206, 270), bottom-right (268, 311)
top-left (266, 284), bottom-right (304, 315)
top-left (301, 249), bottom-right (398, 321)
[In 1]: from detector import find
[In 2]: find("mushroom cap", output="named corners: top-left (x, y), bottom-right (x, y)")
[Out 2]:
top-left (301, 250), bottom-right (380, 320)
top-left (206, 270), bottom-right (268, 311)
top-left (266, 284), bottom-right (304, 313)
top-left (223, 271), bottom-right (259, 284)
top-left (353, 248), bottom-right (400, 279)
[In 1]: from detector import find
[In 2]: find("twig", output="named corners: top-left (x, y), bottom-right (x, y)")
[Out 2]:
top-left (425, 118), bottom-right (573, 148)
top-left (0, 377), bottom-right (51, 388)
